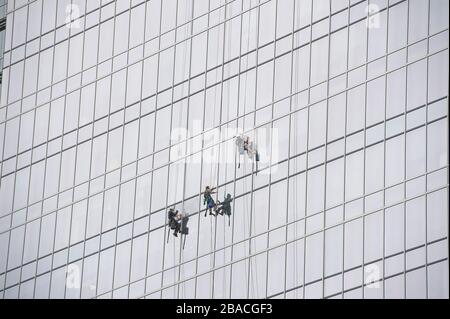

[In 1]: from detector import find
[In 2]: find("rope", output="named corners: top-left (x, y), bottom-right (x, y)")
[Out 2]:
top-left (220, 2), bottom-right (235, 297)
top-left (242, 159), bottom-right (254, 297)
top-left (178, 0), bottom-right (194, 299)
top-left (207, 6), bottom-right (224, 297)
top-left (241, 8), bottom-right (260, 298)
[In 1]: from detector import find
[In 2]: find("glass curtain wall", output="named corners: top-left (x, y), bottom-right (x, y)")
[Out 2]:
top-left (0, 0), bottom-right (448, 299)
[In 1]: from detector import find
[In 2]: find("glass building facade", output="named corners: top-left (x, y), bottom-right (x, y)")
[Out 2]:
top-left (0, 0), bottom-right (448, 299)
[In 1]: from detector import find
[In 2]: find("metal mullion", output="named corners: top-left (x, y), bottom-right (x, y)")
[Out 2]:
top-left (47, 0), bottom-right (72, 298)
top-left (321, 0), bottom-right (332, 300)
top-left (218, 0), bottom-right (234, 299)
top-left (93, 0), bottom-right (118, 299)
top-left (382, 0), bottom-right (390, 299)
top-left (172, 0), bottom-right (192, 299)
top-left (228, 0), bottom-right (244, 299)
top-left (1, 0), bottom-right (23, 299)
top-left (193, 0), bottom-right (211, 299)
top-left (23, 0), bottom-right (65, 298)
top-left (251, 0), bottom-right (262, 299)
top-left (361, 0), bottom-right (370, 299)
top-left (206, 6), bottom-right (221, 299)
top-left (211, 0), bottom-right (229, 299)
top-left (264, 0), bottom-right (278, 300)
top-left (109, 0), bottom-right (134, 299)
top-left (282, 0), bottom-right (296, 299)
top-left (246, 0), bottom-right (260, 299)
top-left (142, 0), bottom-right (163, 299)
top-left (0, 81), bottom-right (6, 178)
top-left (293, 0), bottom-right (301, 299)
top-left (62, 0), bottom-right (90, 299)
top-left (77, 0), bottom-right (104, 300)
top-left (29, 0), bottom-right (47, 300)
top-left (403, 0), bottom-right (410, 299)
top-left (302, 0), bottom-right (314, 299)
top-left (0, 8), bottom-right (12, 172)
top-left (341, 0), bottom-right (351, 299)
top-left (126, 0), bottom-right (150, 300)
top-left (238, 3), bottom-right (254, 299)
top-left (159, 0), bottom-right (180, 299)
top-left (13, 0), bottom-right (32, 299)
top-left (0, 1), bottom-right (15, 299)
top-left (1, 0), bottom-right (379, 130)
top-left (446, 1), bottom-right (450, 305)
top-left (176, 0), bottom-right (195, 299)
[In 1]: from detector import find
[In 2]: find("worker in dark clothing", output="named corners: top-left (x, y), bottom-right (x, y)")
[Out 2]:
top-left (180, 214), bottom-right (189, 235)
top-left (215, 193), bottom-right (233, 217)
top-left (168, 208), bottom-right (181, 237)
top-left (243, 136), bottom-right (250, 152)
top-left (203, 186), bottom-right (216, 216)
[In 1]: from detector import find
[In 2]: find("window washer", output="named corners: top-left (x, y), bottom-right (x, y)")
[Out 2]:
top-left (236, 136), bottom-right (245, 168)
top-left (180, 213), bottom-right (189, 235)
top-left (215, 193), bottom-right (233, 217)
top-left (243, 136), bottom-right (250, 153)
top-left (203, 186), bottom-right (217, 216)
top-left (236, 135), bottom-right (260, 172)
top-left (168, 208), bottom-right (181, 237)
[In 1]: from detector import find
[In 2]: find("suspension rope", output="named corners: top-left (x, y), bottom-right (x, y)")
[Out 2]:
top-left (241, 7), bottom-right (260, 298)
top-left (206, 5), bottom-right (224, 298)
top-left (220, 1), bottom-right (235, 298)
top-left (242, 159), bottom-right (255, 297)
top-left (178, 0), bottom-right (195, 299)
